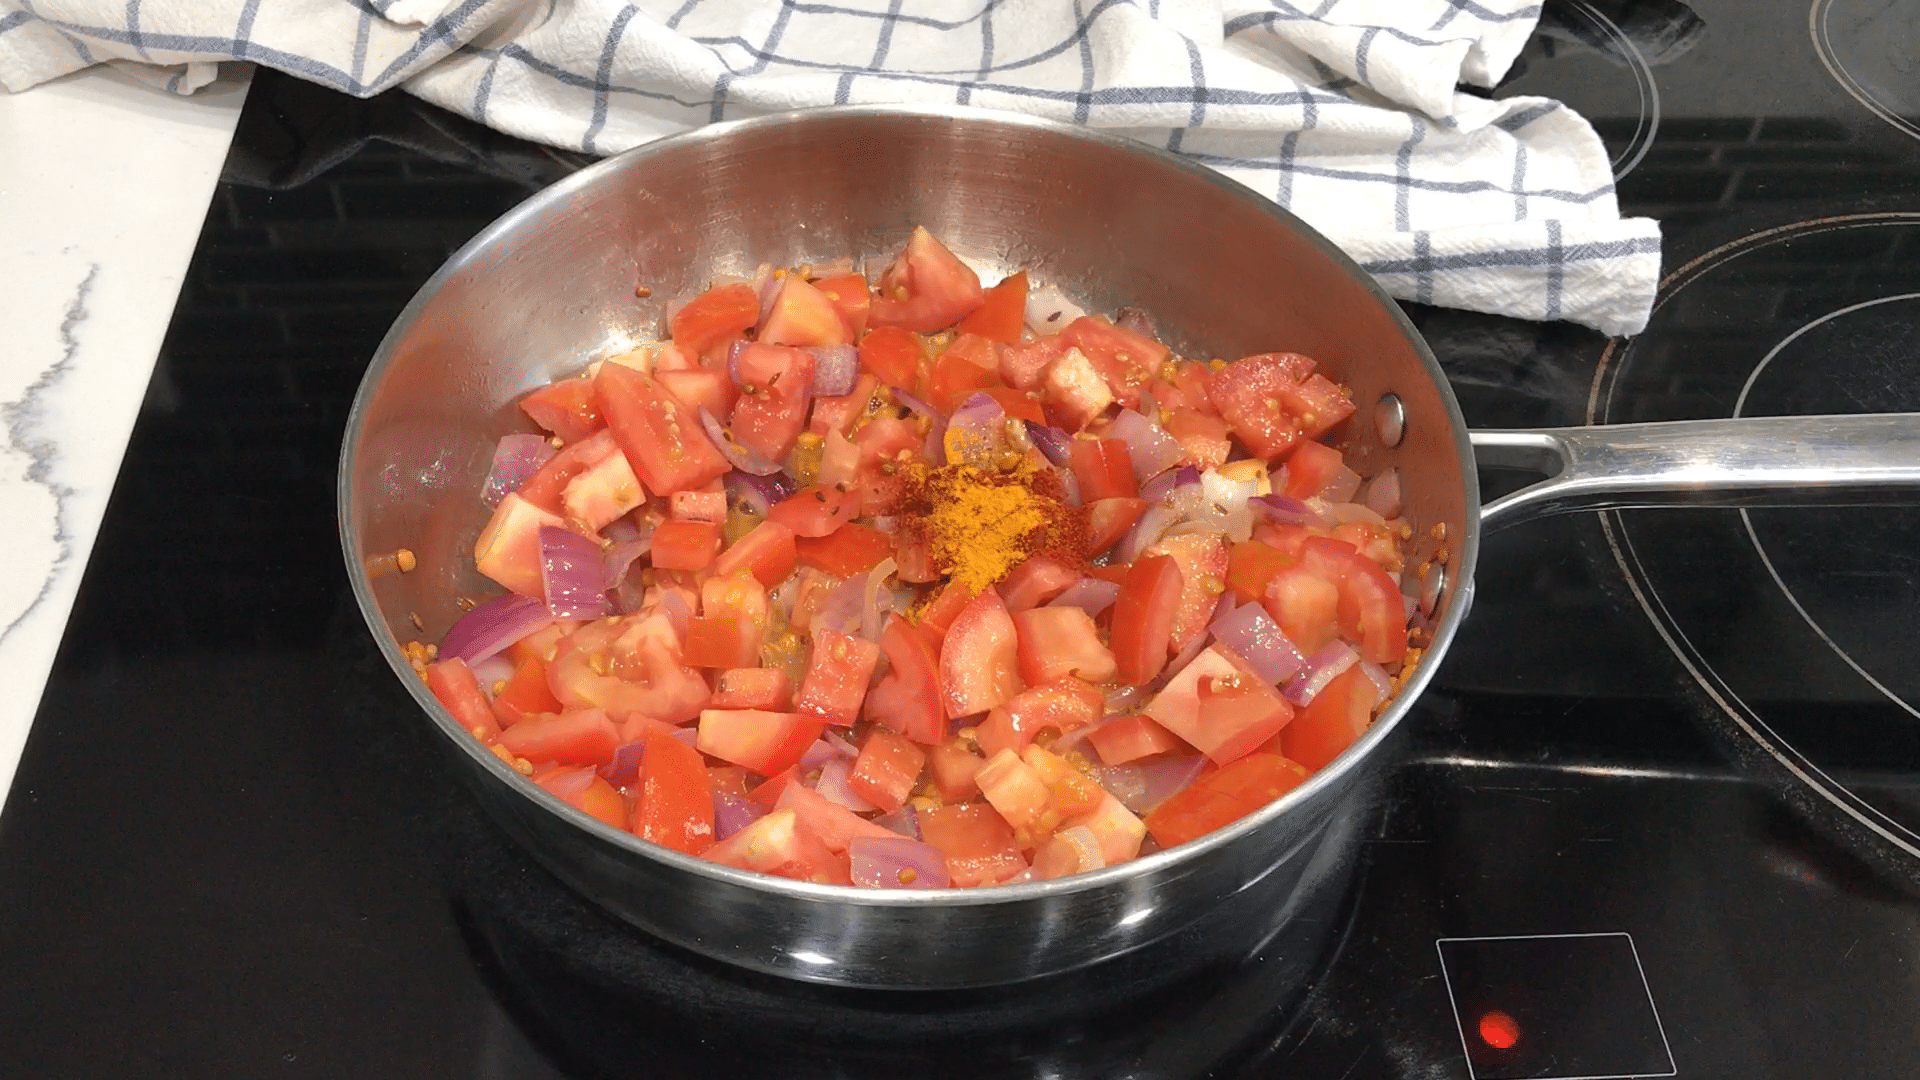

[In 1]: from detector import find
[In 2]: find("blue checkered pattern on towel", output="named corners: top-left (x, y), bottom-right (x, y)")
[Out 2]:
top-left (0, 0), bottom-right (1659, 334)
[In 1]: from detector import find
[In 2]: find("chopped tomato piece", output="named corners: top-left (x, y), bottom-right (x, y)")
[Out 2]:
top-left (559, 447), bottom-right (646, 532)
top-left (729, 343), bottom-right (816, 463)
top-left (915, 581), bottom-right (972, 645)
top-left (1262, 563), bottom-right (1342, 653)
top-left (498, 707), bottom-right (621, 767)
top-left (1069, 438), bottom-right (1138, 501)
top-left (1144, 753), bottom-right (1308, 849)
top-left (656, 368), bottom-right (739, 420)
top-left (514, 429), bottom-right (619, 514)
top-left (957, 271), bottom-right (1029, 343)
top-left (1207, 352), bottom-right (1316, 461)
top-left (976, 677), bottom-right (1104, 759)
top-left (712, 667), bottom-right (794, 711)
top-left (1023, 745), bottom-right (1105, 819)
top-left (917, 803), bottom-right (1026, 887)
top-left (1162, 407), bottom-right (1232, 470)
top-left (938, 588), bottom-right (1024, 718)
top-left (491, 653), bottom-right (563, 728)
top-left (795, 522), bottom-right (893, 577)
top-left (671, 488), bottom-right (728, 524)
top-left (928, 737), bottom-right (985, 801)
top-left (1012, 607), bottom-right (1117, 686)
top-left (868, 226), bottom-right (985, 332)
top-left (1086, 714), bottom-right (1186, 765)
top-left (1044, 346), bottom-right (1115, 431)
top-left (474, 493), bottom-right (566, 597)
top-left (927, 335), bottom-right (1003, 412)
top-left (1143, 647), bottom-right (1294, 764)
top-left (683, 614), bottom-right (760, 669)
top-left (1282, 666), bottom-right (1377, 769)
top-left (848, 728), bottom-right (927, 814)
top-left (1280, 372), bottom-right (1356, 439)
top-left (670, 282), bottom-right (760, 356)
top-left (1144, 532), bottom-right (1229, 654)
top-left (813, 272), bottom-right (872, 338)
top-left (712, 519), bottom-right (799, 587)
top-left (704, 808), bottom-right (851, 885)
top-left (858, 325), bottom-right (930, 391)
top-left (650, 520), bottom-right (720, 571)
top-left (773, 780), bottom-right (900, 854)
top-left (1110, 554), bottom-right (1183, 685)
top-left (768, 484), bottom-right (860, 538)
top-left (520, 376), bottom-right (604, 443)
top-left (1061, 316), bottom-right (1166, 408)
top-left (635, 730), bottom-right (716, 855)
top-left (997, 554), bottom-right (1083, 612)
top-left (976, 748), bottom-right (1053, 834)
top-left (1226, 539), bottom-right (1295, 602)
top-left (547, 614), bottom-right (710, 724)
top-left (1062, 792), bottom-right (1149, 865)
top-left (426, 657), bottom-right (502, 741)
top-left (866, 615), bottom-right (946, 745)
top-left (795, 628), bottom-right (881, 725)
top-left (1284, 440), bottom-right (1346, 499)
top-left (809, 373), bottom-right (880, 438)
top-left (594, 361), bottom-right (731, 494)
top-left (1083, 497), bottom-right (1148, 557)
top-left (533, 769), bottom-right (629, 831)
top-left (758, 274), bottom-right (851, 347)
top-left (980, 386), bottom-right (1047, 425)
top-left (999, 333), bottom-right (1070, 391)
top-left (696, 709), bottom-right (826, 776)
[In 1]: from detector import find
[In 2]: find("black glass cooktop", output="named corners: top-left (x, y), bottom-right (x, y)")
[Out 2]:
top-left (9, 1), bottom-right (1920, 1076)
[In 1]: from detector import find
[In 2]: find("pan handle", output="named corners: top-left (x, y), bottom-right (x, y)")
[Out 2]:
top-left (1469, 413), bottom-right (1920, 532)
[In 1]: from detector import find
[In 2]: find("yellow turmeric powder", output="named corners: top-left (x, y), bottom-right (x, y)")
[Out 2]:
top-left (898, 462), bottom-right (1087, 594)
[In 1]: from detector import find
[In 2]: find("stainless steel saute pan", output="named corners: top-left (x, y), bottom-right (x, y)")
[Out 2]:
top-left (340, 105), bottom-right (1920, 989)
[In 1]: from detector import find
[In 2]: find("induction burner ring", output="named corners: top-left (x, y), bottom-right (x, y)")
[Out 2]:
top-left (1587, 214), bottom-right (1920, 863)
top-left (1812, 0), bottom-right (1920, 143)
top-left (1734, 293), bottom-right (1920, 737)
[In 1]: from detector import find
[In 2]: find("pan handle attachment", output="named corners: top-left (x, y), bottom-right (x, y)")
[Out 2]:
top-left (1470, 413), bottom-right (1920, 532)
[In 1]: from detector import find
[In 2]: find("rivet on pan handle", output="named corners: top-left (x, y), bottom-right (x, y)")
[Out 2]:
top-left (1469, 413), bottom-right (1920, 532)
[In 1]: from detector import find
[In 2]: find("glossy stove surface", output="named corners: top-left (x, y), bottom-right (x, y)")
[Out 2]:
top-left (8, 1), bottom-right (1920, 1076)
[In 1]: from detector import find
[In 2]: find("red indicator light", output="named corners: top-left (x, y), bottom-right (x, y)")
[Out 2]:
top-left (1479, 1010), bottom-right (1521, 1050)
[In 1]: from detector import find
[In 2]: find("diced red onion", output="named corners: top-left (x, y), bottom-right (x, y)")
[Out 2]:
top-left (1322, 465), bottom-right (1362, 503)
top-left (1136, 386), bottom-right (1161, 428)
top-left (439, 593), bottom-right (554, 664)
top-left (538, 767), bottom-right (597, 800)
top-left (1362, 467), bottom-right (1402, 519)
top-left (724, 469), bottom-right (793, 519)
top-left (805, 344), bottom-right (859, 397)
top-left (1023, 282), bottom-right (1086, 334)
top-left (893, 388), bottom-right (938, 419)
top-left (482, 434), bottom-right (556, 505)
top-left (1209, 600), bottom-right (1306, 684)
top-left (716, 791), bottom-right (765, 840)
top-left (943, 392), bottom-right (1007, 467)
top-left (470, 653), bottom-right (515, 690)
top-left (1114, 503), bottom-right (1175, 565)
top-left (1284, 640), bottom-right (1359, 705)
top-left (815, 758), bottom-right (878, 812)
top-left (922, 412), bottom-right (949, 468)
top-left (871, 803), bottom-right (921, 840)
top-left (726, 338), bottom-right (749, 385)
top-left (848, 836), bottom-right (952, 889)
top-left (1104, 682), bottom-right (1151, 715)
top-left (1105, 409), bottom-right (1186, 484)
top-left (1050, 714), bottom-right (1112, 756)
top-left (1114, 305), bottom-right (1158, 341)
top-left (655, 588), bottom-right (692, 642)
top-left (1089, 754), bottom-right (1207, 814)
top-left (1323, 501), bottom-right (1385, 526)
top-left (603, 535), bottom-right (652, 591)
top-left (813, 575), bottom-right (864, 636)
top-left (598, 739), bottom-right (647, 785)
top-left (1140, 465), bottom-right (1199, 505)
top-left (1058, 463), bottom-right (1082, 508)
top-left (698, 407), bottom-right (783, 476)
top-left (671, 726), bottom-right (699, 748)
top-left (755, 265), bottom-right (780, 322)
top-left (1403, 594), bottom-right (1420, 624)
top-left (1356, 660), bottom-right (1394, 706)
top-left (539, 527), bottom-right (610, 619)
top-left (1251, 494), bottom-right (1324, 528)
top-left (1023, 421), bottom-right (1073, 466)
top-left (823, 730), bottom-right (858, 758)
top-left (798, 738), bottom-right (841, 772)
top-left (861, 557), bottom-right (899, 644)
top-left (1047, 577), bottom-right (1121, 617)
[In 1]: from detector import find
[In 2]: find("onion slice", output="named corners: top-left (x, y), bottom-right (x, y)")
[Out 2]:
top-left (1251, 494), bottom-right (1325, 529)
top-left (1113, 503), bottom-right (1174, 565)
top-left (699, 407), bottom-right (783, 476)
top-left (861, 557), bottom-right (899, 644)
top-left (598, 740), bottom-right (647, 785)
top-left (715, 791), bottom-right (765, 840)
top-left (816, 758), bottom-right (879, 813)
top-left (1104, 409), bottom-right (1186, 484)
top-left (1023, 421), bottom-right (1073, 466)
top-left (1209, 600), bottom-right (1306, 684)
top-left (539, 527), bottom-right (610, 619)
top-left (1088, 754), bottom-right (1207, 814)
top-left (439, 594), bottom-right (554, 665)
top-left (806, 343), bottom-right (859, 397)
top-left (482, 434), bottom-right (556, 506)
top-left (1284, 640), bottom-right (1359, 705)
top-left (1362, 467), bottom-right (1402, 519)
top-left (849, 836), bottom-right (952, 889)
top-left (1047, 577), bottom-right (1121, 617)
top-left (943, 392), bottom-right (1006, 468)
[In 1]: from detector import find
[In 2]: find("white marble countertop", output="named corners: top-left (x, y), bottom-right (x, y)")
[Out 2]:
top-left (0, 64), bottom-right (250, 809)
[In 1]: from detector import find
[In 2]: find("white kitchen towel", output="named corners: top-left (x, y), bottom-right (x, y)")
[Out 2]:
top-left (0, 0), bottom-right (1661, 335)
